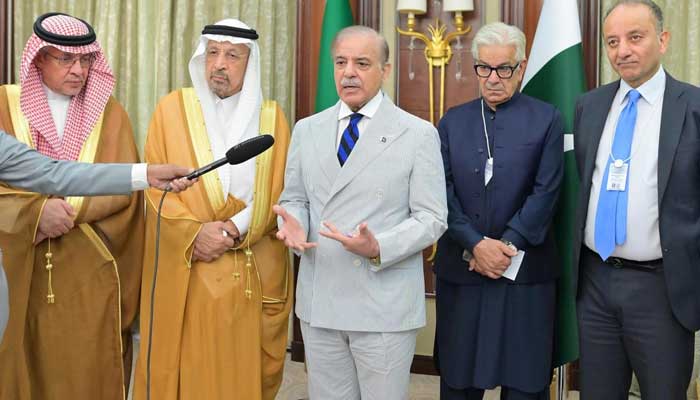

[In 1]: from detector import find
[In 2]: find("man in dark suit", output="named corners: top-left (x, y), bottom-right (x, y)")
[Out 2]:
top-left (434, 22), bottom-right (563, 400)
top-left (573, 1), bottom-right (700, 399)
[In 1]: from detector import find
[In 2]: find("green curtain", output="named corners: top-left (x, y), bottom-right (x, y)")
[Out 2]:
top-left (599, 1), bottom-right (700, 399)
top-left (599, 0), bottom-right (700, 86)
top-left (14, 0), bottom-right (296, 154)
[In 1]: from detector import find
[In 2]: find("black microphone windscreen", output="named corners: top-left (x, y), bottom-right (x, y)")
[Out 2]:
top-left (225, 135), bottom-right (275, 165)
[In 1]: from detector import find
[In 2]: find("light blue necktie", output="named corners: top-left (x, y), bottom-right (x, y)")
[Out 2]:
top-left (337, 113), bottom-right (363, 166)
top-left (594, 89), bottom-right (641, 260)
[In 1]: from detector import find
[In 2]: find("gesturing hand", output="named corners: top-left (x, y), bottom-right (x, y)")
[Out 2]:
top-left (273, 205), bottom-right (317, 252)
top-left (318, 221), bottom-right (379, 258)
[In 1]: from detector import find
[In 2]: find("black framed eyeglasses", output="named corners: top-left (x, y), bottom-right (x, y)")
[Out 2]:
top-left (473, 62), bottom-right (520, 79)
top-left (42, 51), bottom-right (96, 69)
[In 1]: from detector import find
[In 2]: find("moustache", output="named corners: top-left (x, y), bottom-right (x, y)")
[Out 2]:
top-left (210, 71), bottom-right (229, 82)
top-left (65, 73), bottom-right (85, 84)
top-left (340, 78), bottom-right (361, 88)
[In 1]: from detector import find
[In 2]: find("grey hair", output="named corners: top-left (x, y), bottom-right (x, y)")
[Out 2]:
top-left (605, 0), bottom-right (664, 33)
top-left (471, 22), bottom-right (526, 62)
top-left (331, 25), bottom-right (390, 65)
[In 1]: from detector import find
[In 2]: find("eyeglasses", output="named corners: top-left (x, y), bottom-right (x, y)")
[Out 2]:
top-left (473, 62), bottom-right (521, 79)
top-left (42, 51), bottom-right (96, 69)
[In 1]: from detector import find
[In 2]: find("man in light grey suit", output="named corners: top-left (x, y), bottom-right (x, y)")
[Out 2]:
top-left (274, 26), bottom-right (447, 400)
top-left (0, 130), bottom-right (193, 345)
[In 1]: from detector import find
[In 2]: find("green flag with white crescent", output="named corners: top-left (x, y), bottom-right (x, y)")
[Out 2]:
top-left (521, 0), bottom-right (587, 367)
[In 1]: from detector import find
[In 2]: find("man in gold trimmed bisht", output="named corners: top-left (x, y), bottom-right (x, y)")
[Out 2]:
top-left (132, 18), bottom-right (292, 400)
top-left (0, 12), bottom-right (144, 400)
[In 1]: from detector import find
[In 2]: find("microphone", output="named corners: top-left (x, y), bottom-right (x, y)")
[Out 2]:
top-left (185, 134), bottom-right (274, 180)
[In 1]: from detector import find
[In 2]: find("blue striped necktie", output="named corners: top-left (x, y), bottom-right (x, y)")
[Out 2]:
top-left (594, 89), bottom-right (641, 260)
top-left (337, 113), bottom-right (363, 166)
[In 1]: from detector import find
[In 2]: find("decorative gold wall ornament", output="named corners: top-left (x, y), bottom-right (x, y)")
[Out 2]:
top-left (397, 0), bottom-right (474, 124)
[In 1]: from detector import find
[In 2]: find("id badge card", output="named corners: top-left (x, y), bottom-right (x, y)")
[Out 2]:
top-left (484, 157), bottom-right (494, 186)
top-left (606, 160), bottom-right (629, 191)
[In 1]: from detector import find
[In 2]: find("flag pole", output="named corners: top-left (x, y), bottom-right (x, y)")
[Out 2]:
top-left (557, 365), bottom-right (568, 400)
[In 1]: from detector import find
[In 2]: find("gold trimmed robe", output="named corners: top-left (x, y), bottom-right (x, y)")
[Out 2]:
top-left (0, 85), bottom-right (144, 400)
top-left (133, 89), bottom-right (292, 400)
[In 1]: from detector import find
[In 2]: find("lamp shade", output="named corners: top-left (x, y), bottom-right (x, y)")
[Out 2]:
top-left (397, 0), bottom-right (427, 14)
top-left (443, 0), bottom-right (474, 12)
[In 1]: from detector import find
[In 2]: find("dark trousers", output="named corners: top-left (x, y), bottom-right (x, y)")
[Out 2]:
top-left (440, 378), bottom-right (549, 400)
top-left (577, 247), bottom-right (694, 400)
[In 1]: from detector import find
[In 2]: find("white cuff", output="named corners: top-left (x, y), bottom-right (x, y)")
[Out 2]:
top-left (131, 163), bottom-right (149, 191)
top-left (231, 206), bottom-right (252, 236)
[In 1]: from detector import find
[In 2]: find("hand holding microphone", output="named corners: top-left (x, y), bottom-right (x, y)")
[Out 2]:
top-left (161, 134), bottom-right (275, 192)
top-left (185, 134), bottom-right (275, 180)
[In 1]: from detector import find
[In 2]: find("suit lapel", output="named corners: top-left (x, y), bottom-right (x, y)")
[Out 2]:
top-left (658, 74), bottom-right (686, 202)
top-left (328, 97), bottom-right (407, 200)
top-left (312, 105), bottom-right (342, 185)
top-left (582, 82), bottom-right (619, 194)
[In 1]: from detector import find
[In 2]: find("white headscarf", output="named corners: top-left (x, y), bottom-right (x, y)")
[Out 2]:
top-left (188, 18), bottom-right (262, 202)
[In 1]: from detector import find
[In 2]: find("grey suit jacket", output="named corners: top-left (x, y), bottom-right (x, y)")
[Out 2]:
top-left (279, 96), bottom-right (448, 332)
top-left (0, 130), bottom-right (134, 342)
top-left (573, 73), bottom-right (700, 331)
top-left (0, 131), bottom-right (132, 196)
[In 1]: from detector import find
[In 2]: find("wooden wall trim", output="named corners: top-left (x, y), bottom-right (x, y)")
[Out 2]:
top-left (0, 0), bottom-right (11, 84)
top-left (294, 0), bottom-right (320, 122)
top-left (500, 0), bottom-right (524, 29)
top-left (500, 0), bottom-right (543, 57)
top-left (358, 0), bottom-right (381, 30)
top-left (580, 0), bottom-right (600, 89)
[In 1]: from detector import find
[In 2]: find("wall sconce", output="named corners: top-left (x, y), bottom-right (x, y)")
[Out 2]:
top-left (397, 0), bottom-right (474, 124)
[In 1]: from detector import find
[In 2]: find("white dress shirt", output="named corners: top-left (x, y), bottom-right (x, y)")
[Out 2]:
top-left (42, 84), bottom-right (70, 140)
top-left (585, 67), bottom-right (666, 261)
top-left (212, 92), bottom-right (255, 235)
top-left (336, 90), bottom-right (384, 147)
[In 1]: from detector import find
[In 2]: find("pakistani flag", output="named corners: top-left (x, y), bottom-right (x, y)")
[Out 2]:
top-left (315, 0), bottom-right (354, 112)
top-left (521, 0), bottom-right (587, 367)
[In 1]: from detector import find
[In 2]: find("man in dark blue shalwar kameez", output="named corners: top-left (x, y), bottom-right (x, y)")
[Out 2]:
top-left (434, 22), bottom-right (564, 400)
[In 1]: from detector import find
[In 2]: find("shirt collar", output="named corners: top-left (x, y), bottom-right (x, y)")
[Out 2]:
top-left (618, 66), bottom-right (666, 106)
top-left (41, 82), bottom-right (72, 103)
top-left (214, 91), bottom-right (241, 111)
top-left (338, 90), bottom-right (384, 121)
top-left (484, 91), bottom-right (521, 114)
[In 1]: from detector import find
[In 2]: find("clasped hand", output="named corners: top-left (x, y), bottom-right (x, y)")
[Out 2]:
top-left (35, 198), bottom-right (76, 244)
top-left (470, 237), bottom-right (517, 279)
top-left (192, 220), bottom-right (239, 262)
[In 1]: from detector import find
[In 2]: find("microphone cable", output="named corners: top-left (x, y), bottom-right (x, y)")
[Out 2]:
top-left (146, 188), bottom-right (169, 400)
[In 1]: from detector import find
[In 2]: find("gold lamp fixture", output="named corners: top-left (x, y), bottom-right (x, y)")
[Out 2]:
top-left (397, 0), bottom-right (474, 124)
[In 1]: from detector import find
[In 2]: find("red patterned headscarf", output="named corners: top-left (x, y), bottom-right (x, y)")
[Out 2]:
top-left (19, 12), bottom-right (114, 160)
